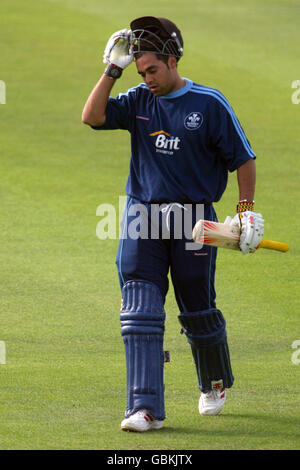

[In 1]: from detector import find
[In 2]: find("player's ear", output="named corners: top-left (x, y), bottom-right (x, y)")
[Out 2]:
top-left (168, 56), bottom-right (178, 70)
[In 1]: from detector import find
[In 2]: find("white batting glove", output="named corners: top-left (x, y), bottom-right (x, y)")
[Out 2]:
top-left (225, 212), bottom-right (264, 254)
top-left (224, 215), bottom-right (236, 226)
top-left (103, 29), bottom-right (133, 69)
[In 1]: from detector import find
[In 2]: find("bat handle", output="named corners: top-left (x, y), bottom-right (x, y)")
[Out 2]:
top-left (258, 239), bottom-right (290, 252)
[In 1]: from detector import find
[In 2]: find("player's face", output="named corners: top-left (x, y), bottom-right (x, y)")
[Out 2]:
top-left (135, 53), bottom-right (179, 96)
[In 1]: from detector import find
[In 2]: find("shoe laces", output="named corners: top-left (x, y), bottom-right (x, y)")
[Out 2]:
top-left (204, 388), bottom-right (224, 400)
top-left (205, 390), bottom-right (218, 400)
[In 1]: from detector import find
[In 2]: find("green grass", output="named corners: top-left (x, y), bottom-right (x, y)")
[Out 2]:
top-left (0, 0), bottom-right (300, 450)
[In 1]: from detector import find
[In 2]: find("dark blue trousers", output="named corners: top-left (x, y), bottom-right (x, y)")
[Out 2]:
top-left (116, 197), bottom-right (231, 419)
top-left (116, 197), bottom-right (218, 312)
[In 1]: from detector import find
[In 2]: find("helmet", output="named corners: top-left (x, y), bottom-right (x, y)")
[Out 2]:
top-left (130, 16), bottom-right (183, 60)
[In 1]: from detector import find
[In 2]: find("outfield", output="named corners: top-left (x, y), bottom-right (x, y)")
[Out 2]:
top-left (0, 0), bottom-right (299, 450)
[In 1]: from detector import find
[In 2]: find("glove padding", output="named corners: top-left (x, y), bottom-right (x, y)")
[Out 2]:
top-left (224, 211), bottom-right (264, 254)
top-left (103, 29), bottom-right (133, 69)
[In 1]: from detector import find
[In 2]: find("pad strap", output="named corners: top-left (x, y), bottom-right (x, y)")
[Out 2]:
top-left (178, 309), bottom-right (226, 347)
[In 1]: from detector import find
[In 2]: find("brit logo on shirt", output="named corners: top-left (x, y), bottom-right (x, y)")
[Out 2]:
top-left (149, 130), bottom-right (181, 156)
top-left (184, 111), bottom-right (203, 130)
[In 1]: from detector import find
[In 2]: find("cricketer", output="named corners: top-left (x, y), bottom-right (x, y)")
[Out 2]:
top-left (82, 16), bottom-right (264, 432)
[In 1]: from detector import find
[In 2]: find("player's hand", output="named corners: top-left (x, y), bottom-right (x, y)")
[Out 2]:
top-left (225, 212), bottom-right (264, 254)
top-left (103, 29), bottom-right (133, 69)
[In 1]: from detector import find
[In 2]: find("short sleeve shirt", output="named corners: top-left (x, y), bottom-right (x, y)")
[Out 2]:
top-left (93, 78), bottom-right (256, 203)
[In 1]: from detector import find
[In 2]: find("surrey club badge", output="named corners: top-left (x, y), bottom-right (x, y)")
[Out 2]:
top-left (184, 111), bottom-right (203, 130)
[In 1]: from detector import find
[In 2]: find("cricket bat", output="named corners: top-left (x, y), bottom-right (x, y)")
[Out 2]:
top-left (192, 219), bottom-right (289, 252)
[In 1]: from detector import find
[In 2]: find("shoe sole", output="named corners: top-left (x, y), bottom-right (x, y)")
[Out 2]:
top-left (121, 421), bottom-right (164, 432)
top-left (199, 407), bottom-right (224, 416)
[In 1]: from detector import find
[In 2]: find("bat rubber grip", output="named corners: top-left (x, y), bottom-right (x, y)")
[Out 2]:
top-left (258, 239), bottom-right (289, 252)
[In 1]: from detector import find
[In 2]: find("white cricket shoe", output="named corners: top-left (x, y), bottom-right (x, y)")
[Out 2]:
top-left (121, 409), bottom-right (164, 432)
top-left (199, 384), bottom-right (226, 416)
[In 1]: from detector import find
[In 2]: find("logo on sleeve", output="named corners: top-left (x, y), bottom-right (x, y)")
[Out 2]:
top-left (184, 112), bottom-right (203, 130)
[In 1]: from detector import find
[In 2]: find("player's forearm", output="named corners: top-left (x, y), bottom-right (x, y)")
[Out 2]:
top-left (82, 74), bottom-right (116, 127)
top-left (237, 158), bottom-right (256, 201)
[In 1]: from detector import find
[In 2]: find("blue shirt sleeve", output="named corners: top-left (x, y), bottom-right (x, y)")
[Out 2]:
top-left (91, 89), bottom-right (136, 132)
top-left (209, 93), bottom-right (256, 172)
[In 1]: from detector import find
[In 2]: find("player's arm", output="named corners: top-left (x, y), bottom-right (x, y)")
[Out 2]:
top-left (237, 158), bottom-right (256, 202)
top-left (82, 29), bottom-right (133, 127)
top-left (225, 158), bottom-right (264, 254)
top-left (82, 75), bottom-right (116, 127)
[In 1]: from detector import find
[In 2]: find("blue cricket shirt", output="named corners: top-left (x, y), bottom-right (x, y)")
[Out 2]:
top-left (92, 78), bottom-right (256, 203)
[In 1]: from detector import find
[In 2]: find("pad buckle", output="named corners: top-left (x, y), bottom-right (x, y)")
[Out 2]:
top-left (164, 351), bottom-right (170, 363)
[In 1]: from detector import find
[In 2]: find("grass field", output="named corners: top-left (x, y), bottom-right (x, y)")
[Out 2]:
top-left (1, 0), bottom-right (300, 451)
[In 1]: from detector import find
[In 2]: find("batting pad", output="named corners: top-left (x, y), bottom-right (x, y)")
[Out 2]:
top-left (178, 309), bottom-right (234, 393)
top-left (120, 280), bottom-right (166, 420)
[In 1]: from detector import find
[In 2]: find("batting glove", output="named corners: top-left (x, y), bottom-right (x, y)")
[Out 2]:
top-left (225, 212), bottom-right (264, 254)
top-left (103, 29), bottom-right (133, 69)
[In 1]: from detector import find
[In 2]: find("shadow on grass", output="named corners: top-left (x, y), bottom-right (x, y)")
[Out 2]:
top-left (158, 412), bottom-right (300, 439)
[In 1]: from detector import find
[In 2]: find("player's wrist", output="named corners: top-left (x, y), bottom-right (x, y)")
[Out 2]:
top-left (104, 63), bottom-right (123, 79)
top-left (236, 199), bottom-right (255, 213)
